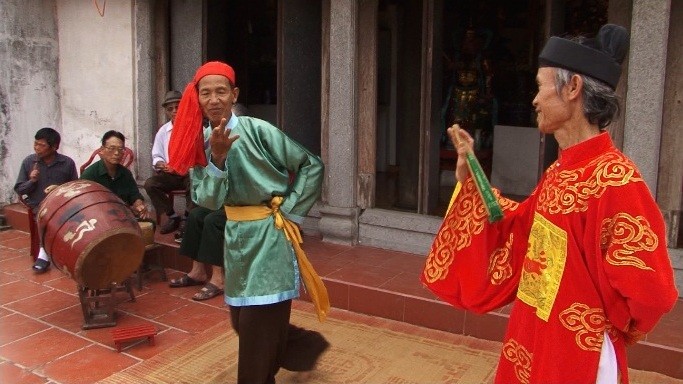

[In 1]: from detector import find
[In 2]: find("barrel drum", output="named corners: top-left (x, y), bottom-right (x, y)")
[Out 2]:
top-left (37, 180), bottom-right (144, 289)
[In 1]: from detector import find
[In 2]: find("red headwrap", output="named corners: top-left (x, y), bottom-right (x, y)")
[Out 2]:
top-left (168, 61), bottom-right (236, 175)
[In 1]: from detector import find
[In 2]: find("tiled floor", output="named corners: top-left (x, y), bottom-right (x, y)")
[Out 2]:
top-left (1, 216), bottom-right (682, 382)
top-left (0, 231), bottom-right (214, 383)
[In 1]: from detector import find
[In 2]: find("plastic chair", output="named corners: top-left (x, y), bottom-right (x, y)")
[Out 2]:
top-left (17, 195), bottom-right (39, 261)
top-left (80, 147), bottom-right (135, 174)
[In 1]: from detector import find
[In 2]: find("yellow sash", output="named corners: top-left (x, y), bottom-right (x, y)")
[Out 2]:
top-left (224, 196), bottom-right (330, 322)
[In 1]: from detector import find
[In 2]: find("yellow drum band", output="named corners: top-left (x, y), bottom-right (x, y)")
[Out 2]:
top-left (137, 221), bottom-right (155, 247)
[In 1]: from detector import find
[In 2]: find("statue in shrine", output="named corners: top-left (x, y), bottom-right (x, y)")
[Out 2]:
top-left (442, 26), bottom-right (497, 151)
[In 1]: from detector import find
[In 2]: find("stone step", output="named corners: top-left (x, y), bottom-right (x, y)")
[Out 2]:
top-left (1, 203), bottom-right (31, 233)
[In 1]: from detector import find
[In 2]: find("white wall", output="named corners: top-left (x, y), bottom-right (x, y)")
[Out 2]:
top-left (0, 0), bottom-right (61, 205)
top-left (56, 0), bottom-right (136, 174)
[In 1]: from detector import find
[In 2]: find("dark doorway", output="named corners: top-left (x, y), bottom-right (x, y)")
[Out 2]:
top-left (206, 0), bottom-right (278, 124)
top-left (205, 0), bottom-right (322, 155)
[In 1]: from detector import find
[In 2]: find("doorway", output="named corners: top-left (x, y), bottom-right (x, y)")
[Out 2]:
top-left (374, 0), bottom-right (544, 217)
top-left (205, 0), bottom-right (322, 154)
top-left (205, 0), bottom-right (278, 125)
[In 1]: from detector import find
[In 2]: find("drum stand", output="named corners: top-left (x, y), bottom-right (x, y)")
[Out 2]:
top-left (78, 279), bottom-right (135, 330)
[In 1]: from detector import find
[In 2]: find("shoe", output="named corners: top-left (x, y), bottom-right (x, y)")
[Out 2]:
top-left (169, 274), bottom-right (205, 288)
top-left (293, 371), bottom-right (313, 382)
top-left (174, 218), bottom-right (187, 239)
top-left (32, 259), bottom-right (50, 274)
top-left (160, 216), bottom-right (181, 234)
top-left (192, 282), bottom-right (224, 301)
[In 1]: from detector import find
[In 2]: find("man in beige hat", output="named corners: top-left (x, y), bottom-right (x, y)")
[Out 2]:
top-left (143, 90), bottom-right (193, 234)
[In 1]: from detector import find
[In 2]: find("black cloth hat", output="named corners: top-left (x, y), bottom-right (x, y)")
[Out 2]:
top-left (539, 24), bottom-right (629, 89)
top-left (162, 90), bottom-right (182, 106)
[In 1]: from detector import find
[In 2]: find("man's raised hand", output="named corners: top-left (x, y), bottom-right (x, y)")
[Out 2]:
top-left (209, 117), bottom-right (240, 168)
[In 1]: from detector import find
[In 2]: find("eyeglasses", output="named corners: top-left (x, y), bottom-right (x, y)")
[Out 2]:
top-left (165, 105), bottom-right (179, 112)
top-left (104, 146), bottom-right (125, 153)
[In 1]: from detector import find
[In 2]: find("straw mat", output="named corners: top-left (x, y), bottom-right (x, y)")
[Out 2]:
top-left (99, 308), bottom-right (680, 384)
top-left (99, 308), bottom-right (501, 384)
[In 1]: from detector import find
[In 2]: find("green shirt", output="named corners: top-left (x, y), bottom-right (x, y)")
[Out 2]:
top-left (191, 115), bottom-right (324, 306)
top-left (80, 159), bottom-right (144, 205)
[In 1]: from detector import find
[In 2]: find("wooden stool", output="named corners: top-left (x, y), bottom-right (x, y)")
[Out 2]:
top-left (78, 279), bottom-right (135, 330)
top-left (134, 243), bottom-right (167, 290)
top-left (111, 324), bottom-right (157, 352)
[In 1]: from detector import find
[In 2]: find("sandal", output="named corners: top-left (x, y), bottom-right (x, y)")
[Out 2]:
top-left (32, 258), bottom-right (50, 274)
top-left (192, 282), bottom-right (224, 301)
top-left (169, 274), bottom-right (205, 288)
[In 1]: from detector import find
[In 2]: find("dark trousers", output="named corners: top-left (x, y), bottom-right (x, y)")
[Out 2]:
top-left (229, 300), bottom-right (329, 384)
top-left (179, 206), bottom-right (225, 266)
top-left (143, 171), bottom-right (192, 216)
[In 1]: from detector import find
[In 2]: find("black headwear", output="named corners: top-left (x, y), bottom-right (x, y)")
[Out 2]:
top-left (538, 24), bottom-right (629, 89)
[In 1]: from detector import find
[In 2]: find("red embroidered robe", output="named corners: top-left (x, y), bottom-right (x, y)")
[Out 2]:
top-left (422, 133), bottom-right (678, 383)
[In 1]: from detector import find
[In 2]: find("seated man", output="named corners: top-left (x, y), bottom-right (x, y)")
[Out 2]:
top-left (169, 206), bottom-right (225, 300)
top-left (14, 127), bottom-right (79, 273)
top-left (143, 90), bottom-right (193, 234)
top-left (80, 130), bottom-right (150, 220)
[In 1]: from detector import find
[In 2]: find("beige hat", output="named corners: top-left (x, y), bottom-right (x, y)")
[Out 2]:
top-left (162, 90), bottom-right (182, 106)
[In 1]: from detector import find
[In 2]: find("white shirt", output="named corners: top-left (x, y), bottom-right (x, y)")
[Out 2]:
top-left (151, 121), bottom-right (173, 168)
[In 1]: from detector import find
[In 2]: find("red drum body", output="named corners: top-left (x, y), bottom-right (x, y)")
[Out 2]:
top-left (37, 180), bottom-right (144, 289)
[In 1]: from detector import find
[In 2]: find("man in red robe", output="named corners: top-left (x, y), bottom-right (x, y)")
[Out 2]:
top-left (422, 24), bottom-right (678, 383)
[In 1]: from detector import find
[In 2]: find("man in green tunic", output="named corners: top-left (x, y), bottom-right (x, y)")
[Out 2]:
top-left (168, 61), bottom-right (329, 383)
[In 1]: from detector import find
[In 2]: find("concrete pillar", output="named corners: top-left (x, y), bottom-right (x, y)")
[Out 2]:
top-left (659, 0), bottom-right (683, 249)
top-left (133, 0), bottom-right (156, 182)
top-left (623, 0), bottom-right (671, 193)
top-left (169, 0), bottom-right (203, 90)
top-left (279, 0), bottom-right (322, 155)
top-left (318, 0), bottom-right (360, 245)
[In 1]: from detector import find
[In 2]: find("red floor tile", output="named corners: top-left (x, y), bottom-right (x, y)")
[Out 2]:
top-left (40, 305), bottom-right (90, 334)
top-left (0, 230), bottom-right (28, 242)
top-left (463, 311), bottom-right (509, 342)
top-left (321, 279), bottom-right (350, 310)
top-left (42, 275), bottom-right (79, 294)
top-left (348, 285), bottom-right (405, 322)
top-left (309, 257), bottom-right (347, 277)
top-left (302, 237), bottom-right (350, 257)
top-left (326, 264), bottom-right (396, 287)
top-left (0, 307), bottom-right (12, 318)
top-left (0, 256), bottom-right (34, 275)
top-left (0, 328), bottom-right (91, 369)
top-left (40, 344), bottom-right (138, 384)
top-left (333, 247), bottom-right (388, 266)
top-left (0, 247), bottom-right (25, 261)
top-left (11, 263), bottom-right (69, 284)
top-left (0, 280), bottom-right (50, 305)
top-left (117, 290), bottom-right (193, 319)
top-left (378, 253), bottom-right (428, 274)
top-left (404, 296), bottom-right (466, 335)
top-left (379, 271), bottom-right (433, 298)
top-left (5, 289), bottom-right (80, 318)
top-left (0, 313), bottom-right (50, 346)
top-left (0, 271), bottom-right (20, 285)
top-left (645, 298), bottom-right (683, 349)
top-left (0, 361), bottom-right (48, 384)
top-left (0, 237), bottom-right (31, 251)
top-left (154, 301), bottom-right (229, 333)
